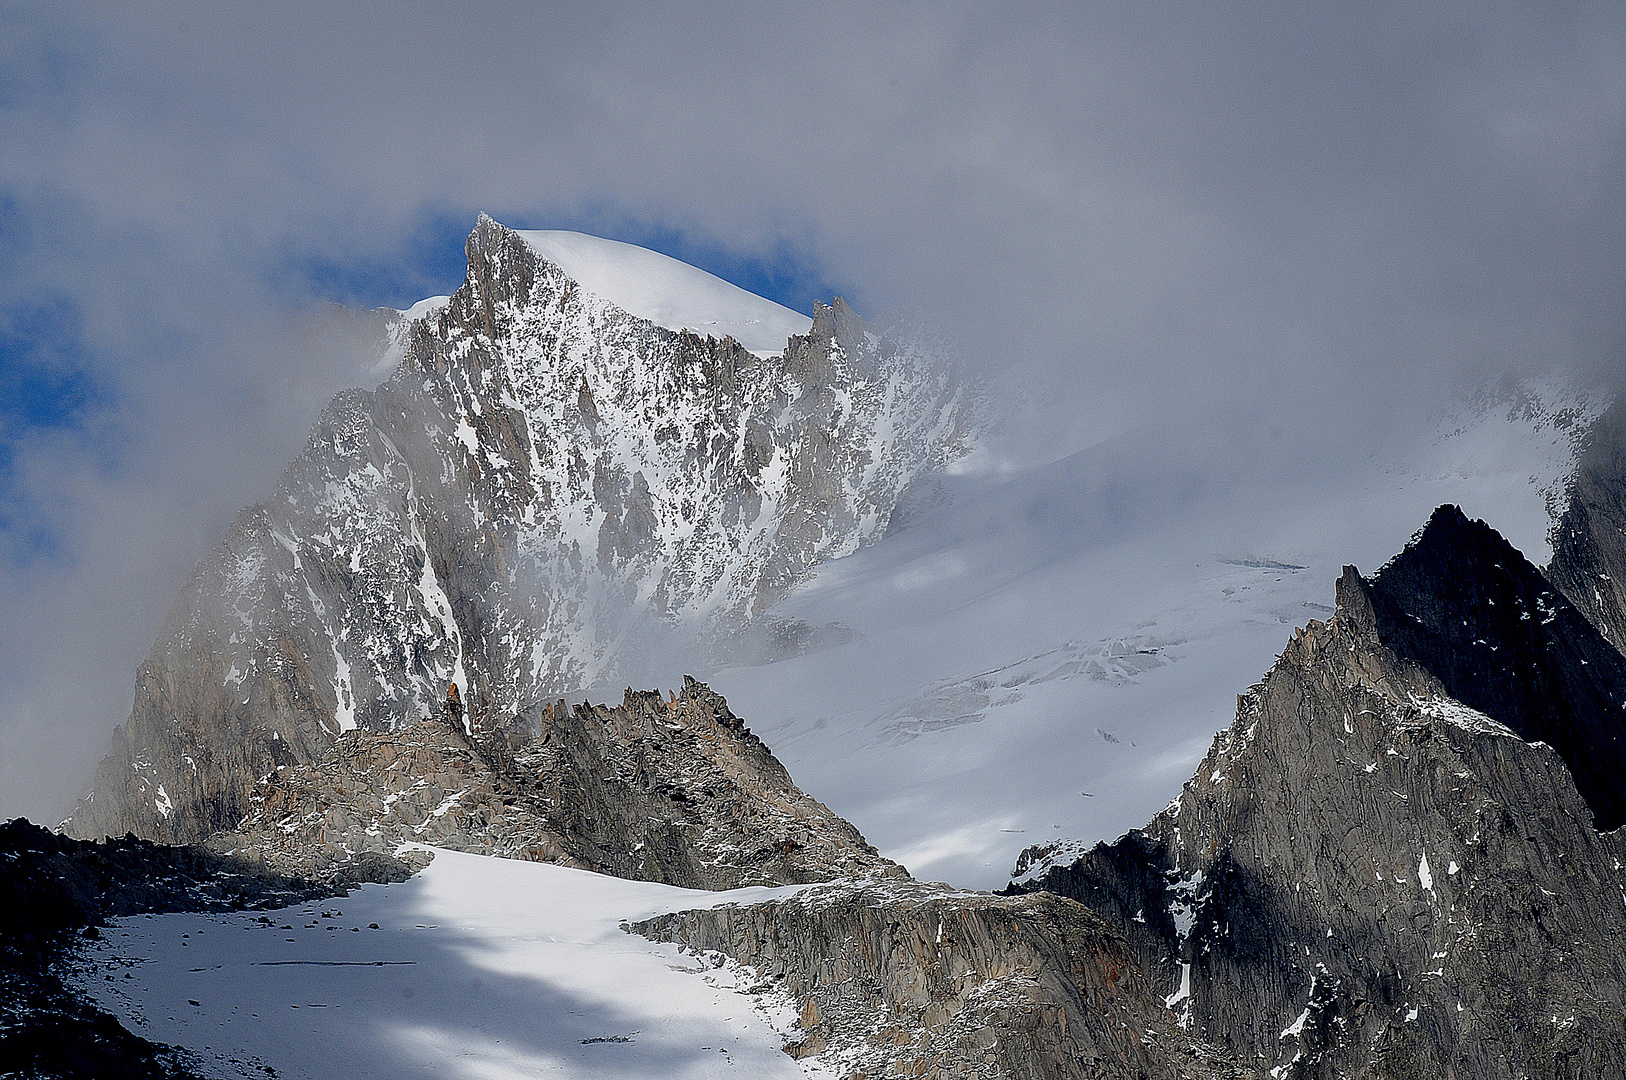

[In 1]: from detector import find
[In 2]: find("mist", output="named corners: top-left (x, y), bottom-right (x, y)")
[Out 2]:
top-left (2, 3), bottom-right (1623, 830)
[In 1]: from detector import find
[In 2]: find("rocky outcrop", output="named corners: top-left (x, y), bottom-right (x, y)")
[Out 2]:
top-left (69, 214), bottom-right (975, 845)
top-left (633, 877), bottom-right (1254, 1079)
top-left (1011, 508), bottom-right (1626, 1079)
top-left (1549, 394), bottom-right (1626, 649)
top-left (221, 678), bottom-right (899, 890)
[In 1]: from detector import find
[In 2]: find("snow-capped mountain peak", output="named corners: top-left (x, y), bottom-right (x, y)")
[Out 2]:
top-left (67, 214), bottom-right (975, 845)
top-left (516, 226), bottom-right (813, 357)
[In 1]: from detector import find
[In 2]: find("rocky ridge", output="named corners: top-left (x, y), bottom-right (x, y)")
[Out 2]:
top-left (218, 677), bottom-right (899, 890)
top-left (69, 214), bottom-right (975, 846)
top-left (1010, 507), bottom-right (1626, 1079)
top-left (633, 876), bottom-right (1255, 1080)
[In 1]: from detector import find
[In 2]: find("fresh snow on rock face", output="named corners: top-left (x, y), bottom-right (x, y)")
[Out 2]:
top-left (518, 230), bottom-right (813, 357)
top-left (73, 847), bottom-right (825, 1080)
top-left (711, 381), bottom-right (1605, 888)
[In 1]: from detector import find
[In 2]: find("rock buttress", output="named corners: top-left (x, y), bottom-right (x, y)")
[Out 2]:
top-left (1012, 514), bottom-right (1626, 1079)
top-left (632, 877), bottom-right (1253, 1079)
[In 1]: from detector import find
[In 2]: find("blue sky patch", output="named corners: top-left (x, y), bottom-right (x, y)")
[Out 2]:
top-left (0, 296), bottom-right (109, 564)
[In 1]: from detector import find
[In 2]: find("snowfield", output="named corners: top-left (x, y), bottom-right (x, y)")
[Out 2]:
top-left (72, 847), bottom-right (827, 1080)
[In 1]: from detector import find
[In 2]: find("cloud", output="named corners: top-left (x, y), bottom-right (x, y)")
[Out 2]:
top-left (1, 2), bottom-right (1623, 822)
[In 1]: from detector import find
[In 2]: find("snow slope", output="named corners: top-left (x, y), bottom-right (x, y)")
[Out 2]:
top-left (517, 230), bottom-right (813, 357)
top-left (72, 848), bottom-right (826, 1080)
top-left (708, 384), bottom-right (1605, 889)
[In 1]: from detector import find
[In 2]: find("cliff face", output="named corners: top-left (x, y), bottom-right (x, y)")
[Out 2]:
top-left (218, 678), bottom-right (899, 890)
top-left (69, 215), bottom-right (973, 844)
top-left (1011, 509), bottom-right (1626, 1079)
top-left (632, 879), bottom-right (1254, 1080)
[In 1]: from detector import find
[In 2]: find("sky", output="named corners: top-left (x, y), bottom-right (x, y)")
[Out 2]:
top-left (1, 2), bottom-right (1624, 825)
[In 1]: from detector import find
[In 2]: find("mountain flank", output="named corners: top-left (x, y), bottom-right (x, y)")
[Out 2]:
top-left (636, 877), bottom-right (1255, 1079)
